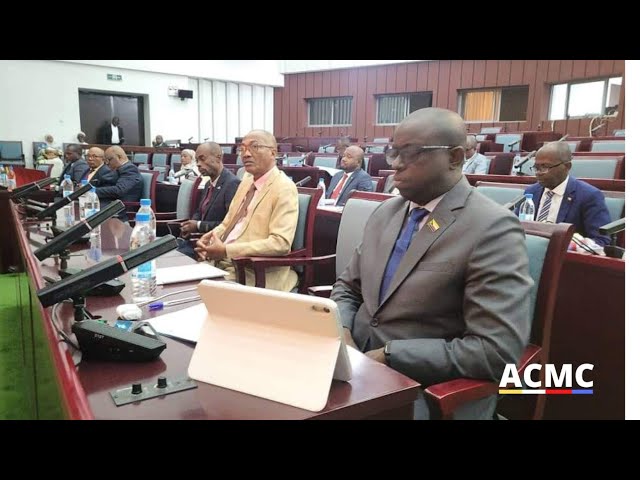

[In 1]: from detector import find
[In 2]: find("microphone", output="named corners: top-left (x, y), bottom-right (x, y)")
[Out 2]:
top-left (503, 195), bottom-right (526, 211)
top-left (36, 182), bottom-right (93, 219)
top-left (34, 200), bottom-right (126, 261)
top-left (295, 176), bottom-right (312, 187)
top-left (174, 168), bottom-right (193, 179)
top-left (11, 177), bottom-right (58, 202)
top-left (599, 218), bottom-right (625, 236)
top-left (203, 137), bottom-right (210, 142)
top-left (188, 136), bottom-right (194, 143)
top-left (591, 123), bottom-right (606, 133)
top-left (506, 138), bottom-right (521, 149)
top-left (558, 134), bottom-right (569, 142)
top-left (37, 235), bottom-right (178, 308)
top-left (513, 150), bottom-right (537, 175)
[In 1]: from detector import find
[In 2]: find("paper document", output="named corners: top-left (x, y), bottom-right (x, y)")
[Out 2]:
top-left (147, 303), bottom-right (207, 343)
top-left (156, 263), bottom-right (229, 285)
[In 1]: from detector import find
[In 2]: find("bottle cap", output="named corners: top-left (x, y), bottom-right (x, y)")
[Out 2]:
top-left (140, 199), bottom-right (151, 207)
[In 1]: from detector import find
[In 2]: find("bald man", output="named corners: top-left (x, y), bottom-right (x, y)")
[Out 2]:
top-left (96, 146), bottom-right (143, 221)
top-left (81, 147), bottom-right (117, 187)
top-left (331, 107), bottom-right (533, 419)
top-left (462, 135), bottom-right (490, 174)
top-left (325, 145), bottom-right (373, 206)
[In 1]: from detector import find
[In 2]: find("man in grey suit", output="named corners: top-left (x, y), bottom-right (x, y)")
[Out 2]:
top-left (331, 108), bottom-right (533, 419)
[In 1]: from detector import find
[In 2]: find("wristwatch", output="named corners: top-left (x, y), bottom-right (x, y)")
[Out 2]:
top-left (383, 341), bottom-right (392, 365)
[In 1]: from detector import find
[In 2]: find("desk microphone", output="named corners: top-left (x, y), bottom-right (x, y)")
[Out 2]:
top-left (174, 168), bottom-right (194, 179)
top-left (36, 181), bottom-right (93, 219)
top-left (295, 176), bottom-right (312, 187)
top-left (513, 150), bottom-right (537, 175)
top-left (34, 200), bottom-right (125, 261)
top-left (11, 177), bottom-right (58, 202)
top-left (503, 195), bottom-right (526, 211)
top-left (599, 217), bottom-right (625, 236)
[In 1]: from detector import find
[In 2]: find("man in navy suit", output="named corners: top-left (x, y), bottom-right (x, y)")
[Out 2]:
top-left (82, 147), bottom-right (117, 187)
top-left (177, 142), bottom-right (241, 258)
top-left (97, 146), bottom-right (143, 222)
top-left (525, 141), bottom-right (611, 247)
top-left (325, 145), bottom-right (373, 206)
top-left (58, 144), bottom-right (89, 188)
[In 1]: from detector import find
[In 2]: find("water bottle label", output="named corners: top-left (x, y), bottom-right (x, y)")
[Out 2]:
top-left (137, 261), bottom-right (153, 275)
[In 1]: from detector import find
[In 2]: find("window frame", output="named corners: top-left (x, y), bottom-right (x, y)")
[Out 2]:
top-left (375, 92), bottom-right (432, 126)
top-left (306, 96), bottom-right (353, 127)
top-left (548, 76), bottom-right (622, 120)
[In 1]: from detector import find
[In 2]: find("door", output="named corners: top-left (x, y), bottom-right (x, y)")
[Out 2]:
top-left (79, 91), bottom-right (145, 146)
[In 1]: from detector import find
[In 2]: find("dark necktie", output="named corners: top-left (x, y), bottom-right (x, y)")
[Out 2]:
top-left (379, 207), bottom-right (429, 302)
top-left (537, 190), bottom-right (554, 222)
top-left (220, 184), bottom-right (257, 242)
top-left (200, 182), bottom-right (215, 218)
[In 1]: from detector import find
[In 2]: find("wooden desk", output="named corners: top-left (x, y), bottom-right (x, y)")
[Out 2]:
top-left (9, 202), bottom-right (420, 419)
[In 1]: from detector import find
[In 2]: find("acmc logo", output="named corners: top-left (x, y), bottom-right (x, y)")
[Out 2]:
top-left (499, 363), bottom-right (594, 394)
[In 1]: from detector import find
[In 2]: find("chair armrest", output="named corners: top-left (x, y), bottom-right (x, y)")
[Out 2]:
top-left (424, 343), bottom-right (542, 419)
top-left (232, 253), bottom-right (336, 290)
top-left (155, 211), bottom-right (178, 220)
top-left (308, 286), bottom-right (332, 297)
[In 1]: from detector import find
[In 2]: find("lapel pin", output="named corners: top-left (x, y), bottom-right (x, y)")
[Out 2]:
top-left (567, 197), bottom-right (572, 202)
top-left (427, 219), bottom-right (440, 232)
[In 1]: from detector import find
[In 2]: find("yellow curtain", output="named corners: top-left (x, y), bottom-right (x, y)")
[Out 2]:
top-left (464, 91), bottom-right (497, 121)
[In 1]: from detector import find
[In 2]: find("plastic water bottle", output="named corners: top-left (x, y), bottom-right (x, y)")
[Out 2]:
top-left (84, 187), bottom-right (100, 238)
top-left (519, 193), bottom-right (535, 221)
top-left (0, 165), bottom-right (6, 187)
top-left (7, 166), bottom-right (16, 190)
top-left (317, 177), bottom-right (326, 206)
top-left (78, 180), bottom-right (89, 220)
top-left (168, 169), bottom-right (177, 185)
top-left (138, 199), bottom-right (156, 238)
top-left (60, 174), bottom-right (75, 223)
top-left (130, 212), bottom-right (157, 303)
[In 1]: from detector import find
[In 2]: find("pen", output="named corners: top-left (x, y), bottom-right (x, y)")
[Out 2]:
top-left (148, 296), bottom-right (201, 311)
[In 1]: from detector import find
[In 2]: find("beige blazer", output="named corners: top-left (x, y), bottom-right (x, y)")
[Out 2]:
top-left (213, 168), bottom-right (299, 291)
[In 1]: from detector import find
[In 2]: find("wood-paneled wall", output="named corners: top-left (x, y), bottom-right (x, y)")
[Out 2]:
top-left (274, 60), bottom-right (625, 141)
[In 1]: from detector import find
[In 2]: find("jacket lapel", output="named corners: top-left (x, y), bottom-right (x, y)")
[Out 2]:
top-left (375, 178), bottom-right (471, 311)
top-left (557, 176), bottom-right (576, 223)
top-left (234, 168), bottom-right (279, 238)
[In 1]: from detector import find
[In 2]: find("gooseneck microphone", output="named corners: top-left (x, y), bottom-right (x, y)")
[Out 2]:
top-left (34, 200), bottom-right (126, 261)
top-left (295, 176), bottom-right (312, 187)
top-left (37, 235), bottom-right (178, 308)
top-left (36, 181), bottom-right (93, 219)
top-left (11, 177), bottom-right (58, 202)
top-left (503, 195), bottom-right (526, 211)
top-left (174, 168), bottom-right (194, 179)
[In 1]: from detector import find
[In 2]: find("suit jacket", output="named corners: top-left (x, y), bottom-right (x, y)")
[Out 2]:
top-left (83, 163), bottom-right (118, 188)
top-left (331, 176), bottom-right (533, 419)
top-left (58, 158), bottom-right (90, 186)
top-left (213, 168), bottom-right (299, 292)
top-left (462, 152), bottom-right (490, 174)
top-left (326, 168), bottom-right (373, 206)
top-left (94, 161), bottom-right (143, 221)
top-left (524, 176), bottom-right (611, 246)
top-left (100, 124), bottom-right (125, 145)
top-left (193, 168), bottom-right (241, 233)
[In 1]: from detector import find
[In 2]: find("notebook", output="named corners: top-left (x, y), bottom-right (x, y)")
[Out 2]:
top-left (156, 263), bottom-right (229, 285)
top-left (188, 280), bottom-right (352, 412)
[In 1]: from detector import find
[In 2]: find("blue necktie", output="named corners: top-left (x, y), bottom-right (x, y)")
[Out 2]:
top-left (379, 207), bottom-right (429, 302)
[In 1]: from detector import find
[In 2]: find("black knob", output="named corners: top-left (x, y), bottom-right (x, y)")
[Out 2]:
top-left (157, 377), bottom-right (167, 389)
top-left (131, 383), bottom-right (142, 395)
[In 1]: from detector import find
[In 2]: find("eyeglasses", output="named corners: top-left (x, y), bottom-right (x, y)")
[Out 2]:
top-left (87, 154), bottom-right (103, 159)
top-left (237, 143), bottom-right (275, 155)
top-left (386, 145), bottom-right (458, 165)
top-left (531, 162), bottom-right (568, 174)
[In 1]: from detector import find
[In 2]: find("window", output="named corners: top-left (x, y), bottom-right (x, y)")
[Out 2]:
top-left (376, 92), bottom-right (432, 125)
top-left (307, 97), bottom-right (352, 126)
top-left (549, 77), bottom-right (622, 120)
top-left (459, 86), bottom-right (528, 122)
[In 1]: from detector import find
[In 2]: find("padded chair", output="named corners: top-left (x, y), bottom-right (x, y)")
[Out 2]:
top-left (152, 165), bottom-right (168, 182)
top-left (308, 191), bottom-right (394, 298)
top-left (169, 153), bottom-right (182, 167)
top-left (132, 153), bottom-right (149, 166)
top-left (480, 127), bottom-right (503, 134)
top-left (590, 140), bottom-right (625, 153)
top-left (495, 133), bottom-right (523, 152)
top-left (124, 170), bottom-right (159, 222)
top-left (370, 176), bottom-right (384, 193)
top-left (570, 159), bottom-right (621, 179)
top-left (36, 164), bottom-right (53, 176)
top-left (231, 186), bottom-right (323, 294)
top-left (221, 145), bottom-right (234, 154)
top-left (152, 153), bottom-right (168, 168)
top-left (602, 191), bottom-right (625, 222)
top-left (475, 182), bottom-right (527, 207)
top-left (612, 129), bottom-right (625, 137)
top-left (373, 137), bottom-right (391, 143)
top-left (156, 177), bottom-right (202, 236)
top-left (364, 144), bottom-right (388, 154)
top-left (236, 167), bottom-right (246, 180)
top-left (424, 221), bottom-right (575, 420)
top-left (318, 145), bottom-right (336, 154)
top-left (312, 155), bottom-right (339, 169)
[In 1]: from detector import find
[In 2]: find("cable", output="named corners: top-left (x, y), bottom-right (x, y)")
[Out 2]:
top-left (134, 286), bottom-right (199, 307)
top-left (51, 301), bottom-right (80, 351)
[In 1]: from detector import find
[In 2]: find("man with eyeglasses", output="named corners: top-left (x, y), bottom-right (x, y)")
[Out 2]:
top-left (325, 145), bottom-right (373, 206)
top-left (195, 130), bottom-right (299, 292)
top-left (94, 146), bottom-right (143, 221)
top-left (81, 147), bottom-right (117, 187)
top-left (523, 141), bottom-right (611, 247)
top-left (331, 107), bottom-right (533, 420)
top-left (462, 135), bottom-right (490, 174)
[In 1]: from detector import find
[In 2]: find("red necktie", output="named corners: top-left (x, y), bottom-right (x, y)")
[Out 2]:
top-left (330, 173), bottom-right (349, 200)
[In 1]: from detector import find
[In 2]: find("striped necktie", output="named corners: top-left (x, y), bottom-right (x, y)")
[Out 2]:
top-left (537, 190), bottom-right (554, 222)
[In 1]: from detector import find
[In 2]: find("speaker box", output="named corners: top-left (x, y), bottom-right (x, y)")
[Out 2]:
top-left (177, 89), bottom-right (193, 99)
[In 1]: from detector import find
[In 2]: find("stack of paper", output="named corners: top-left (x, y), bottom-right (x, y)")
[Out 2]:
top-left (156, 263), bottom-right (229, 285)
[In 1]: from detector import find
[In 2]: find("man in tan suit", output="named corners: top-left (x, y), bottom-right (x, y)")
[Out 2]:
top-left (195, 130), bottom-right (299, 292)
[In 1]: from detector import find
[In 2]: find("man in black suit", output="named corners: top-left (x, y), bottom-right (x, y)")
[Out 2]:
top-left (58, 144), bottom-right (89, 189)
top-left (100, 116), bottom-right (125, 145)
top-left (176, 141), bottom-right (241, 259)
top-left (82, 147), bottom-right (117, 187)
top-left (325, 145), bottom-right (373, 206)
top-left (96, 146), bottom-right (143, 221)
top-left (178, 142), bottom-right (240, 258)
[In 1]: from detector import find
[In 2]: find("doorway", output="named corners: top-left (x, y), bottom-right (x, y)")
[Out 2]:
top-left (79, 90), bottom-right (146, 146)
